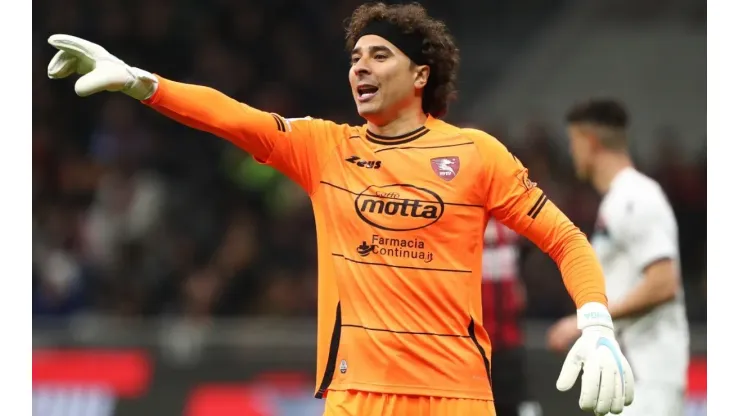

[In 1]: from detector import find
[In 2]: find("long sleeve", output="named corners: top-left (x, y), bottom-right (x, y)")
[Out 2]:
top-left (468, 128), bottom-right (608, 308)
top-left (141, 75), bottom-right (345, 193)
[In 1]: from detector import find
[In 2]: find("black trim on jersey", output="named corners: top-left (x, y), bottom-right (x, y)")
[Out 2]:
top-left (315, 302), bottom-right (343, 399)
top-left (468, 319), bottom-right (494, 396)
top-left (531, 197), bottom-right (548, 219)
top-left (374, 141), bottom-right (474, 154)
top-left (271, 113), bottom-right (286, 132)
top-left (319, 181), bottom-right (484, 209)
top-left (366, 126), bottom-right (430, 145)
top-left (527, 193), bottom-right (548, 219)
top-left (332, 253), bottom-right (471, 273)
top-left (342, 324), bottom-right (470, 338)
top-left (640, 256), bottom-right (673, 272)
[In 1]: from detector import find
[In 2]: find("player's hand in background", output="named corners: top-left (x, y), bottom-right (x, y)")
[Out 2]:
top-left (555, 302), bottom-right (635, 415)
top-left (547, 314), bottom-right (580, 352)
top-left (47, 34), bottom-right (158, 100)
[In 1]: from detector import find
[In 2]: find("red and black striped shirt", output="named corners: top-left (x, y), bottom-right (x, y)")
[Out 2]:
top-left (482, 220), bottom-right (524, 350)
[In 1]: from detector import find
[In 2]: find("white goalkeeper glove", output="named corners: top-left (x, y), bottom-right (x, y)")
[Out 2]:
top-left (557, 302), bottom-right (635, 415)
top-left (47, 34), bottom-right (158, 101)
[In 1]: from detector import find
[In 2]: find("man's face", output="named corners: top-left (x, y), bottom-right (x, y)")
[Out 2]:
top-left (567, 124), bottom-right (596, 181)
top-left (348, 35), bottom-right (426, 122)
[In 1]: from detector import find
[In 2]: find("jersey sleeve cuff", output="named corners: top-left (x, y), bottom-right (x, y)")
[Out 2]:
top-left (635, 252), bottom-right (677, 273)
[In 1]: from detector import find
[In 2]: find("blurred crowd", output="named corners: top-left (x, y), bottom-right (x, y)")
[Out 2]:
top-left (32, 0), bottom-right (706, 324)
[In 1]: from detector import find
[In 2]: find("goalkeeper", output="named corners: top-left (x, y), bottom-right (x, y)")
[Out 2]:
top-left (46, 3), bottom-right (634, 415)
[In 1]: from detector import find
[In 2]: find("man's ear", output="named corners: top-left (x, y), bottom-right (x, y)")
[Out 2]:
top-left (585, 129), bottom-right (603, 151)
top-left (414, 65), bottom-right (430, 89)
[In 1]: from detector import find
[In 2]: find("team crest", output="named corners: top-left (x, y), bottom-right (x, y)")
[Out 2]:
top-left (430, 156), bottom-right (460, 181)
top-left (516, 168), bottom-right (537, 191)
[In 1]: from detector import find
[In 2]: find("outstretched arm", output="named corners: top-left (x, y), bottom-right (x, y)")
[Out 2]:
top-left (47, 34), bottom-right (343, 193)
top-left (143, 76), bottom-right (297, 163)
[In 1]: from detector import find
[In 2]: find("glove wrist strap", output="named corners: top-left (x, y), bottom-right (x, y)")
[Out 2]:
top-left (576, 302), bottom-right (614, 330)
top-left (124, 67), bottom-right (158, 101)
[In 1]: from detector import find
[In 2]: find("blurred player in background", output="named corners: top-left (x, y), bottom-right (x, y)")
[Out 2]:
top-left (482, 220), bottom-right (542, 416)
top-left (47, 2), bottom-right (634, 415)
top-left (548, 99), bottom-right (689, 416)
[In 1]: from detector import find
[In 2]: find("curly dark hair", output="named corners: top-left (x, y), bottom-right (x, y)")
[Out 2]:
top-left (344, 2), bottom-right (460, 118)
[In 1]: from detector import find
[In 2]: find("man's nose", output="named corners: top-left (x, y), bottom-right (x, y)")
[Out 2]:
top-left (353, 59), bottom-right (371, 76)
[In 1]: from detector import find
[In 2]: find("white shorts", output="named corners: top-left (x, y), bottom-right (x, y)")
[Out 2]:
top-left (621, 382), bottom-right (685, 416)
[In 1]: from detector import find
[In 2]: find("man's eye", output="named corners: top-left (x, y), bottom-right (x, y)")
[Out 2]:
top-left (350, 57), bottom-right (360, 65)
top-left (374, 54), bottom-right (387, 61)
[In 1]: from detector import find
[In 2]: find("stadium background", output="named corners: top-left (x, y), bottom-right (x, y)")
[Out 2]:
top-left (32, 0), bottom-right (706, 415)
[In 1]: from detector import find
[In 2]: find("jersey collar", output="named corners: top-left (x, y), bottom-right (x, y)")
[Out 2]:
top-left (364, 115), bottom-right (435, 145)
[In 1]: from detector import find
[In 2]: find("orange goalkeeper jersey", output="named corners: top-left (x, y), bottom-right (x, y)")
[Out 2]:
top-left (143, 77), bottom-right (608, 401)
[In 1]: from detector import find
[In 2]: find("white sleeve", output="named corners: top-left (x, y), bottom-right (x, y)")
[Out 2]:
top-left (610, 198), bottom-right (678, 272)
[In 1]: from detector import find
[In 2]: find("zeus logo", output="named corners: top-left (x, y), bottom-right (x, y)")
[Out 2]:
top-left (354, 184), bottom-right (444, 231)
top-left (345, 156), bottom-right (382, 169)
